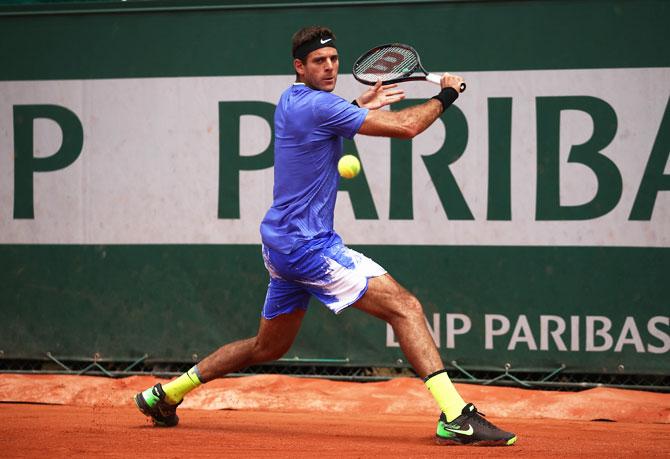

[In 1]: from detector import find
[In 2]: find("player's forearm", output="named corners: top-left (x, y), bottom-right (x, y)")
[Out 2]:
top-left (395, 99), bottom-right (444, 138)
top-left (358, 98), bottom-right (443, 139)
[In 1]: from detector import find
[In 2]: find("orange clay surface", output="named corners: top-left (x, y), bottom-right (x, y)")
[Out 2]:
top-left (0, 374), bottom-right (669, 458)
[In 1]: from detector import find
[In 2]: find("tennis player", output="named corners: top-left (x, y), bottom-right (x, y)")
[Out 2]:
top-left (135, 26), bottom-right (516, 447)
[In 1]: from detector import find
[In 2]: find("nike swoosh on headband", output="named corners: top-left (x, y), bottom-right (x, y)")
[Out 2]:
top-left (320, 38), bottom-right (332, 44)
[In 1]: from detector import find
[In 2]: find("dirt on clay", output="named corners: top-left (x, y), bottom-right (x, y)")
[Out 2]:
top-left (0, 373), bottom-right (668, 458)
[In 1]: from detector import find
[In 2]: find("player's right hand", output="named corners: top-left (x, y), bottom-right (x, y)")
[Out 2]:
top-left (440, 73), bottom-right (465, 92)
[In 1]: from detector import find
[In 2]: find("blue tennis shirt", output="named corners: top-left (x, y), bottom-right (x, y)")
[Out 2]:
top-left (260, 83), bottom-right (369, 254)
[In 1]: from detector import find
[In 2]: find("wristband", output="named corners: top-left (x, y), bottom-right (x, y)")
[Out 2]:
top-left (351, 99), bottom-right (359, 107)
top-left (431, 87), bottom-right (459, 113)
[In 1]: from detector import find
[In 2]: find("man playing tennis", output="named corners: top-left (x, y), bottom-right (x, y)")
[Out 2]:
top-left (135, 26), bottom-right (516, 447)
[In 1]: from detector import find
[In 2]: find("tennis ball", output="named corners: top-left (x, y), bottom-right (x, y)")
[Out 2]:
top-left (338, 154), bottom-right (361, 179)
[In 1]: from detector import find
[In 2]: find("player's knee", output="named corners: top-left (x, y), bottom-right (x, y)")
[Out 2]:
top-left (387, 291), bottom-right (424, 323)
top-left (403, 293), bottom-right (425, 319)
top-left (409, 293), bottom-right (424, 311)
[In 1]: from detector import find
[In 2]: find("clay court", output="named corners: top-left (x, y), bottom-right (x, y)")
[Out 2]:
top-left (1, 374), bottom-right (668, 458)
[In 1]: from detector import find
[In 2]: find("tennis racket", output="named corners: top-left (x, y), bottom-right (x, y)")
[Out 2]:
top-left (352, 43), bottom-right (466, 92)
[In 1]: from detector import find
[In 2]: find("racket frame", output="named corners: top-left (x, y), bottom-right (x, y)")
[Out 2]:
top-left (352, 43), bottom-right (465, 92)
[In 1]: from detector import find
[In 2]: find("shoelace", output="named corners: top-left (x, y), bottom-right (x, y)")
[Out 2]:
top-left (465, 408), bottom-right (499, 429)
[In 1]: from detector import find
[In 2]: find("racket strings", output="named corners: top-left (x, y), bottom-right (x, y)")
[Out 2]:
top-left (354, 46), bottom-right (418, 83)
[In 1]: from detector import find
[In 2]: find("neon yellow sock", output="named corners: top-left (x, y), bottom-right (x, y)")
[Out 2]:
top-left (424, 369), bottom-right (466, 422)
top-left (162, 366), bottom-right (202, 404)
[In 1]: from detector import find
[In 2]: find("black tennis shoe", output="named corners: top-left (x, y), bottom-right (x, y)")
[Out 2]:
top-left (435, 403), bottom-right (516, 446)
top-left (133, 383), bottom-right (181, 427)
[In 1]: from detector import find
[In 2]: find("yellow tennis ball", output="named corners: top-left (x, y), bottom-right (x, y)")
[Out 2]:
top-left (338, 154), bottom-right (361, 179)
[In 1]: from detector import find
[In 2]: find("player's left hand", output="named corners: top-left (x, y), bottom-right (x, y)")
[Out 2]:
top-left (355, 80), bottom-right (405, 110)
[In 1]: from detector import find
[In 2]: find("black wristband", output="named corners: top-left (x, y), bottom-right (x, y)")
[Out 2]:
top-left (431, 87), bottom-right (459, 113)
top-left (351, 99), bottom-right (359, 107)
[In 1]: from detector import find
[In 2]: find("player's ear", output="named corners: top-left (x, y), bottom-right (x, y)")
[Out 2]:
top-left (294, 58), bottom-right (305, 76)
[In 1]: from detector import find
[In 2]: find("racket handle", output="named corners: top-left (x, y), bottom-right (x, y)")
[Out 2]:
top-left (427, 73), bottom-right (467, 93)
top-left (426, 73), bottom-right (442, 85)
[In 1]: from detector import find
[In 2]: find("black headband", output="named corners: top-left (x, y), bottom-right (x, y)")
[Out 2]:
top-left (293, 34), bottom-right (337, 60)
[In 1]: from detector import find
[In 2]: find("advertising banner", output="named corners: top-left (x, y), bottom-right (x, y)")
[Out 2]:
top-left (1, 0), bottom-right (667, 374)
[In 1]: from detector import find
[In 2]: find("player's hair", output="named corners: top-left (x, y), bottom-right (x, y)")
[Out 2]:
top-left (291, 26), bottom-right (336, 62)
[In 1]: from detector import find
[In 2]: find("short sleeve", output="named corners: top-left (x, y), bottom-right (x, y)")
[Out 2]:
top-left (311, 92), bottom-right (369, 139)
